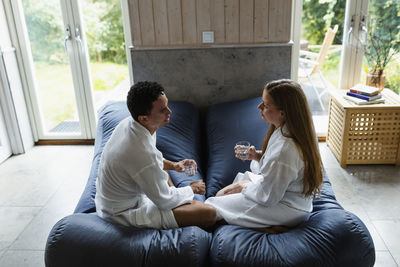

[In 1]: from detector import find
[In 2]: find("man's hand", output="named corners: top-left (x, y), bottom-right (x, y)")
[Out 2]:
top-left (164, 159), bottom-right (198, 173)
top-left (190, 179), bottom-right (206, 195)
top-left (174, 159), bottom-right (197, 173)
top-left (216, 180), bottom-right (250, 196)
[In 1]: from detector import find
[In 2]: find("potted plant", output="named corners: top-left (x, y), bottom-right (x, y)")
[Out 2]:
top-left (364, 11), bottom-right (400, 92)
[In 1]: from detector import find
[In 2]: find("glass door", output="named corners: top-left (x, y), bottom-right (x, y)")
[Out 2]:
top-left (19, 0), bottom-right (92, 139)
top-left (11, 0), bottom-right (128, 140)
top-left (300, 0), bottom-right (346, 136)
top-left (359, 1), bottom-right (400, 94)
top-left (298, 0), bottom-right (397, 136)
top-left (78, 0), bottom-right (129, 111)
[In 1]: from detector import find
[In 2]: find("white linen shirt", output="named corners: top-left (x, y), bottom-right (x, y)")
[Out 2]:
top-left (242, 126), bottom-right (312, 212)
top-left (205, 125), bottom-right (312, 228)
top-left (95, 117), bottom-right (194, 228)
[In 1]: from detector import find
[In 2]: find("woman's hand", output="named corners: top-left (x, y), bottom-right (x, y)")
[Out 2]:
top-left (247, 146), bottom-right (258, 161)
top-left (190, 179), bottom-right (206, 195)
top-left (216, 180), bottom-right (250, 196)
top-left (234, 146), bottom-right (262, 161)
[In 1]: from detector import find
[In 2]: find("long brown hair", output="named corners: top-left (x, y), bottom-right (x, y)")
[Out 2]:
top-left (261, 79), bottom-right (323, 197)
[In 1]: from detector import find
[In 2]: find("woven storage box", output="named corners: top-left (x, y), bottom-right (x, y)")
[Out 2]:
top-left (327, 89), bottom-right (400, 167)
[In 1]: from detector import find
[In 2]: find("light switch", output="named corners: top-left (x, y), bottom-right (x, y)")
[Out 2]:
top-left (202, 31), bottom-right (214, 43)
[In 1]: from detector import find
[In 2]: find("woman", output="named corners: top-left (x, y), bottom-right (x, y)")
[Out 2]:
top-left (205, 79), bottom-right (323, 229)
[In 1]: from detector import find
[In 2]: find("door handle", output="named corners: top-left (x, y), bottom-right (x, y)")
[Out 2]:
top-left (347, 15), bottom-right (355, 45)
top-left (358, 13), bottom-right (368, 47)
top-left (74, 24), bottom-right (83, 53)
top-left (64, 24), bottom-right (72, 52)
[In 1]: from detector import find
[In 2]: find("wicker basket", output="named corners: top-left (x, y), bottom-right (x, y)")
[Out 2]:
top-left (327, 89), bottom-right (400, 167)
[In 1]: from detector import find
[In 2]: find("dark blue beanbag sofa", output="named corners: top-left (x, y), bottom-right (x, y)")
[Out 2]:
top-left (45, 98), bottom-right (375, 267)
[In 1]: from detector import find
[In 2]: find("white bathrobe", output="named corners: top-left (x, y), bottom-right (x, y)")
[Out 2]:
top-left (95, 117), bottom-right (194, 229)
top-left (205, 126), bottom-right (312, 228)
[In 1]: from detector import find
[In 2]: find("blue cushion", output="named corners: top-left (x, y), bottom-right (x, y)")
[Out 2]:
top-left (210, 209), bottom-right (375, 267)
top-left (74, 100), bottom-right (205, 213)
top-left (205, 99), bottom-right (374, 267)
top-left (45, 213), bottom-right (211, 267)
top-left (49, 97), bottom-right (375, 267)
top-left (74, 101), bottom-right (130, 213)
top-left (312, 171), bottom-right (343, 211)
top-left (205, 97), bottom-right (269, 197)
top-left (157, 101), bottom-right (205, 202)
top-left (48, 101), bottom-right (212, 267)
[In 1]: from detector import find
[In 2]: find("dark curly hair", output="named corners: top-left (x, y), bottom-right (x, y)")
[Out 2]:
top-left (127, 81), bottom-right (165, 122)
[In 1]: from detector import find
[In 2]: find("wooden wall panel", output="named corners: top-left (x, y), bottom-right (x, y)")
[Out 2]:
top-left (239, 0), bottom-right (254, 43)
top-left (225, 0), bottom-right (240, 43)
top-left (196, 0), bottom-right (211, 44)
top-left (182, 0), bottom-right (197, 44)
top-left (167, 0), bottom-right (183, 44)
top-left (138, 0), bottom-right (155, 46)
top-left (129, 0), bottom-right (142, 46)
top-left (128, 0), bottom-right (292, 47)
top-left (254, 0), bottom-right (269, 42)
top-left (210, 0), bottom-right (225, 43)
top-left (268, 0), bottom-right (292, 42)
top-left (153, 0), bottom-right (169, 45)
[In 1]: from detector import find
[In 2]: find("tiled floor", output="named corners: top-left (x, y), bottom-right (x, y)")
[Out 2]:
top-left (0, 146), bottom-right (93, 267)
top-left (0, 144), bottom-right (399, 266)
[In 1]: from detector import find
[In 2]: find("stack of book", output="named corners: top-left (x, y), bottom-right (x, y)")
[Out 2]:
top-left (344, 84), bottom-right (385, 105)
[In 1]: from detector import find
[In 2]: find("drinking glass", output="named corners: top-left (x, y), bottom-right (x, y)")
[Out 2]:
top-left (235, 141), bottom-right (250, 160)
top-left (184, 162), bottom-right (195, 176)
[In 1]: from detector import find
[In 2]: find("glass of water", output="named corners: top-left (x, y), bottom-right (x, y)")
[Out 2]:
top-left (184, 162), bottom-right (196, 176)
top-left (235, 141), bottom-right (250, 160)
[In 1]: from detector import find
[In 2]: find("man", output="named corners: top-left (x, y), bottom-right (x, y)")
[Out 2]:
top-left (95, 81), bottom-right (216, 229)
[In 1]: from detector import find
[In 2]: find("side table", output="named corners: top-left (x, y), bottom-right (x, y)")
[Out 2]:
top-left (327, 88), bottom-right (400, 167)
